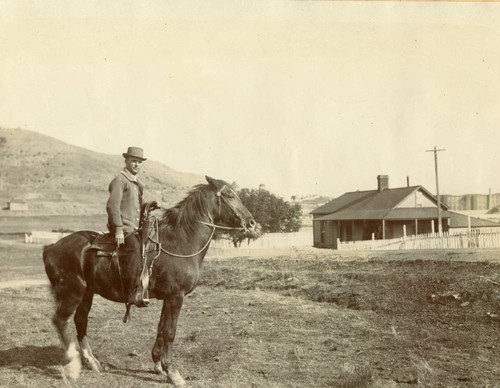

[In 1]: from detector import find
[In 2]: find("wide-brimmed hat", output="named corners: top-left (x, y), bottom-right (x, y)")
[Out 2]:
top-left (122, 146), bottom-right (147, 161)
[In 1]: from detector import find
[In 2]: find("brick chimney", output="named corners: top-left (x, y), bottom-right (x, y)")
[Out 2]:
top-left (377, 175), bottom-right (389, 192)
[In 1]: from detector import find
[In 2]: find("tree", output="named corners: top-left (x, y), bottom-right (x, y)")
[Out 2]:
top-left (216, 188), bottom-right (302, 247)
top-left (239, 188), bottom-right (302, 233)
top-left (216, 224), bottom-right (263, 248)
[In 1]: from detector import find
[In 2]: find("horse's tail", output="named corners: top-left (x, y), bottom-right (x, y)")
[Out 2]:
top-left (42, 244), bottom-right (53, 262)
top-left (42, 243), bottom-right (58, 288)
top-left (42, 234), bottom-right (89, 304)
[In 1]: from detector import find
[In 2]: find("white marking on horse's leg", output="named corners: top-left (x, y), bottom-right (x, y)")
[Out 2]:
top-left (64, 342), bottom-right (81, 380)
top-left (154, 361), bottom-right (166, 375)
top-left (168, 369), bottom-right (186, 386)
top-left (79, 337), bottom-right (103, 372)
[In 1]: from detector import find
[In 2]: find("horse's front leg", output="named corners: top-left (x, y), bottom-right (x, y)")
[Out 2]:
top-left (152, 294), bottom-right (186, 386)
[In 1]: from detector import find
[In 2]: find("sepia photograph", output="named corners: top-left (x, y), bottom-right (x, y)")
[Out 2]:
top-left (1, 1), bottom-right (499, 386)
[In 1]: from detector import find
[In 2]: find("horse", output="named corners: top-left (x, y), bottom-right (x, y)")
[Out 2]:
top-left (42, 176), bottom-right (256, 386)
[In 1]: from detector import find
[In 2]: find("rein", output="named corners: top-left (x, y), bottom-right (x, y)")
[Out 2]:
top-left (148, 185), bottom-right (244, 259)
top-left (150, 222), bottom-right (216, 259)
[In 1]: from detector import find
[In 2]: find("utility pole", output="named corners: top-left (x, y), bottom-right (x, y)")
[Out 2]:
top-left (426, 146), bottom-right (446, 234)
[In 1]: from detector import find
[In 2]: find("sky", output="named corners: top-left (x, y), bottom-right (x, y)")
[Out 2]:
top-left (1, 1), bottom-right (500, 199)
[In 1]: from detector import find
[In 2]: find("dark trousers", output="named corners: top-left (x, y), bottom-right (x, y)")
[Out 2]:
top-left (117, 233), bottom-right (141, 295)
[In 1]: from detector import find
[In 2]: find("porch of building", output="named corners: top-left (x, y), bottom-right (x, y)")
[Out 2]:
top-left (313, 217), bottom-right (450, 249)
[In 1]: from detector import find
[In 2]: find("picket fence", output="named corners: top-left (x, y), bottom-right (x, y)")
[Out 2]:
top-left (338, 230), bottom-right (500, 251)
top-left (210, 230), bottom-right (312, 249)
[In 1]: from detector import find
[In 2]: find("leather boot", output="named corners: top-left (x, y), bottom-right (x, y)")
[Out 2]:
top-left (117, 234), bottom-right (149, 308)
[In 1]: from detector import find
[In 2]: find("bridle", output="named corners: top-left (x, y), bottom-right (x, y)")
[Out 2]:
top-left (149, 184), bottom-right (247, 258)
top-left (199, 184), bottom-right (245, 230)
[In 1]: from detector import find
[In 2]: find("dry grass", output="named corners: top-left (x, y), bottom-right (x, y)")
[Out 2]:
top-left (1, 245), bottom-right (500, 387)
top-left (333, 363), bottom-right (373, 388)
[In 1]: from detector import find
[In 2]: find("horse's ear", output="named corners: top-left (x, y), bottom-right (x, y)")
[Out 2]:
top-left (205, 176), bottom-right (217, 189)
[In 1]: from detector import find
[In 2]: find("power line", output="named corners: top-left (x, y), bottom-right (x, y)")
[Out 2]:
top-left (426, 146), bottom-right (446, 234)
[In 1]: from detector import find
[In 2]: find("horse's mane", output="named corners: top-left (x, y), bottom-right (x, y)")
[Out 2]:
top-left (159, 184), bottom-right (212, 235)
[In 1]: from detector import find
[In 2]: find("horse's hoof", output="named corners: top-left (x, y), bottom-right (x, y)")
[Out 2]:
top-left (64, 343), bottom-right (81, 380)
top-left (168, 369), bottom-right (186, 386)
top-left (83, 356), bottom-right (103, 373)
top-left (154, 361), bottom-right (167, 376)
top-left (64, 357), bottom-right (82, 380)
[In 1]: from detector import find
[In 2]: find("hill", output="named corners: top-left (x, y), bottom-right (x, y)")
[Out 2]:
top-left (0, 127), bottom-right (205, 214)
top-left (0, 127), bottom-right (204, 192)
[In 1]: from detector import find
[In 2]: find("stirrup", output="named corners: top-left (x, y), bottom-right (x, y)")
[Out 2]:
top-left (128, 287), bottom-right (150, 308)
top-left (134, 294), bottom-right (150, 308)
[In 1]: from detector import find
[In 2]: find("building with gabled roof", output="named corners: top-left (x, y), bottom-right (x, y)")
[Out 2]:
top-left (311, 175), bottom-right (451, 249)
top-left (447, 211), bottom-right (500, 233)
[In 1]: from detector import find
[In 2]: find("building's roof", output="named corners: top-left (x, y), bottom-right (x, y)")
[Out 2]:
top-left (312, 186), bottom-right (422, 215)
top-left (487, 206), bottom-right (500, 215)
top-left (449, 211), bottom-right (500, 228)
top-left (310, 190), bottom-right (375, 215)
top-left (312, 185), bottom-right (448, 216)
top-left (312, 184), bottom-right (451, 221)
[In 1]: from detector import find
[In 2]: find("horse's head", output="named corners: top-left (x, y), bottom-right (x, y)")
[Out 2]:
top-left (206, 176), bottom-right (256, 232)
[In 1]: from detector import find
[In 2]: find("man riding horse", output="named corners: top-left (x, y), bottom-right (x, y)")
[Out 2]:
top-left (43, 170), bottom-right (256, 384)
top-left (106, 146), bottom-right (158, 307)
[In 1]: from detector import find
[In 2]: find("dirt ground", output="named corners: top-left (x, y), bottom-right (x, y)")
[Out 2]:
top-left (0, 240), bottom-right (499, 387)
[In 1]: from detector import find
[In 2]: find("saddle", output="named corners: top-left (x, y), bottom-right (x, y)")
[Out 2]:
top-left (91, 233), bottom-right (117, 257)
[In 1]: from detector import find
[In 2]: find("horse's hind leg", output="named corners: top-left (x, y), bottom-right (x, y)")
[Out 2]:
top-left (51, 281), bottom-right (85, 380)
top-left (75, 290), bottom-right (103, 372)
top-left (152, 307), bottom-right (167, 376)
